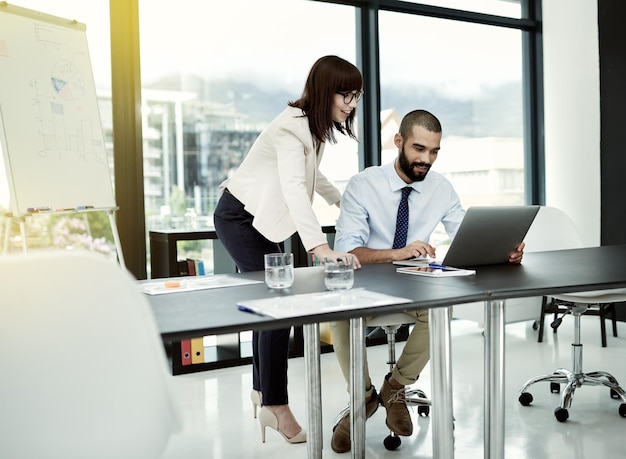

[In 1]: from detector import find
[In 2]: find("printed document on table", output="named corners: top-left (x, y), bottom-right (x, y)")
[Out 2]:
top-left (140, 275), bottom-right (263, 295)
top-left (396, 266), bottom-right (476, 277)
top-left (237, 288), bottom-right (412, 319)
top-left (392, 258), bottom-right (436, 267)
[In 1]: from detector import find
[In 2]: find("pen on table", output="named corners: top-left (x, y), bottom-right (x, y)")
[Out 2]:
top-left (238, 305), bottom-right (269, 318)
top-left (428, 263), bottom-right (447, 269)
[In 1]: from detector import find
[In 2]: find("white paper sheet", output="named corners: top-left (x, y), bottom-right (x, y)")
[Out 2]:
top-left (237, 288), bottom-right (412, 319)
top-left (140, 275), bottom-right (263, 295)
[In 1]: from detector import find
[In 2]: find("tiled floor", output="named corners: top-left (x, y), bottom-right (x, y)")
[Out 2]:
top-left (160, 317), bottom-right (626, 458)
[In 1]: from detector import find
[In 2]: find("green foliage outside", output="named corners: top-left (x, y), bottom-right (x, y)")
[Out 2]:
top-left (1, 206), bottom-right (114, 255)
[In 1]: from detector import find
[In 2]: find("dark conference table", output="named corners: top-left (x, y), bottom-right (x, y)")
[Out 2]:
top-left (146, 245), bottom-right (626, 459)
top-left (147, 261), bottom-right (484, 459)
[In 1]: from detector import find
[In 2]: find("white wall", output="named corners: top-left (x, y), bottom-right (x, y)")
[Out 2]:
top-left (542, 0), bottom-right (600, 246)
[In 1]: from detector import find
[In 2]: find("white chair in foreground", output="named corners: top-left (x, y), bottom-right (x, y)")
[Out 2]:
top-left (0, 250), bottom-right (180, 459)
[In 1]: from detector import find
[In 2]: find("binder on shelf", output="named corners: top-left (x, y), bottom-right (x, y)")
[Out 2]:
top-left (186, 258), bottom-right (197, 276)
top-left (181, 339), bottom-right (192, 366)
top-left (196, 259), bottom-right (206, 276)
top-left (178, 260), bottom-right (189, 276)
top-left (191, 337), bottom-right (204, 364)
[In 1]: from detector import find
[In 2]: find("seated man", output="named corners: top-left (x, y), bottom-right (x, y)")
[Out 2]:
top-left (329, 109), bottom-right (524, 453)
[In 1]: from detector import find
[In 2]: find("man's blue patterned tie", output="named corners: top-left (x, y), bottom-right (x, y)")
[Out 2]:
top-left (392, 187), bottom-right (412, 249)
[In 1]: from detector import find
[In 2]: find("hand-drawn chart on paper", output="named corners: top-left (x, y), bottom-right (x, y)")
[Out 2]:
top-left (0, 5), bottom-right (115, 215)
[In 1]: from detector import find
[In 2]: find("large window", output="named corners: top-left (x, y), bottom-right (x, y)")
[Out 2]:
top-left (379, 12), bottom-right (524, 208)
top-left (137, 0), bottom-right (361, 273)
top-left (376, 6), bottom-right (526, 245)
top-left (138, 0), bottom-right (359, 233)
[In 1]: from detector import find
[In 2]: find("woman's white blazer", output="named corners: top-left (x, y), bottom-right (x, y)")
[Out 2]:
top-left (222, 106), bottom-right (342, 252)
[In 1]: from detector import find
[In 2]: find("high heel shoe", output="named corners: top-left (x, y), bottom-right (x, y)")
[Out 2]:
top-left (250, 390), bottom-right (262, 419)
top-left (258, 406), bottom-right (307, 444)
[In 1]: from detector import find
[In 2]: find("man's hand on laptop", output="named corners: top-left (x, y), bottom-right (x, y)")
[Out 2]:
top-left (400, 240), bottom-right (437, 260)
top-left (508, 242), bottom-right (525, 264)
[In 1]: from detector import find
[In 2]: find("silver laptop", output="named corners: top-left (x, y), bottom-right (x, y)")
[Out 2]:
top-left (442, 205), bottom-right (540, 268)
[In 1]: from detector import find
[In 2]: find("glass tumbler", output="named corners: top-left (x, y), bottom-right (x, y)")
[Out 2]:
top-left (324, 257), bottom-right (354, 290)
top-left (264, 253), bottom-right (294, 289)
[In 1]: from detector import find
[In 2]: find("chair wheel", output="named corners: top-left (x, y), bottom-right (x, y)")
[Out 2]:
top-left (384, 434), bottom-right (402, 450)
top-left (532, 320), bottom-right (539, 330)
top-left (418, 405), bottom-right (430, 416)
top-left (550, 382), bottom-right (560, 394)
top-left (619, 403), bottom-right (626, 417)
top-left (554, 407), bottom-right (569, 422)
top-left (519, 392), bottom-right (533, 406)
top-left (610, 388), bottom-right (620, 400)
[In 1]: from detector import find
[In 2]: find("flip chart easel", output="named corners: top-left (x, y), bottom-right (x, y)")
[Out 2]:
top-left (0, 3), bottom-right (124, 267)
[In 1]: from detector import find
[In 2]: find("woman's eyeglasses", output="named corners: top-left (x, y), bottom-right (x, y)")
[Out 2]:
top-left (336, 90), bottom-right (364, 104)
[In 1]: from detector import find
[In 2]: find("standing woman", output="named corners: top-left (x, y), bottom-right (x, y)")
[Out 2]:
top-left (213, 55), bottom-right (363, 443)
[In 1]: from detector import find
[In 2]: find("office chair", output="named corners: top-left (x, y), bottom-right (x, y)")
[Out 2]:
top-left (537, 295), bottom-right (618, 347)
top-left (515, 207), bottom-right (626, 421)
top-left (367, 312), bottom-right (431, 450)
top-left (528, 207), bottom-right (618, 347)
top-left (519, 289), bottom-right (626, 422)
top-left (0, 250), bottom-right (180, 459)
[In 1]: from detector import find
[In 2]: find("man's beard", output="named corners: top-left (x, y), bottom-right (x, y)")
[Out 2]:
top-left (398, 146), bottom-right (432, 182)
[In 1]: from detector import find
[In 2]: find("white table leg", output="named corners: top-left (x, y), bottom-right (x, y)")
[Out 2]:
top-left (484, 299), bottom-right (505, 459)
top-left (303, 323), bottom-right (322, 459)
top-left (429, 306), bottom-right (455, 458)
top-left (349, 316), bottom-right (366, 458)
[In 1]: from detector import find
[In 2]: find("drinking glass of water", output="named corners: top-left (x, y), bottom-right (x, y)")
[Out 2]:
top-left (264, 253), bottom-right (294, 289)
top-left (324, 257), bottom-right (354, 290)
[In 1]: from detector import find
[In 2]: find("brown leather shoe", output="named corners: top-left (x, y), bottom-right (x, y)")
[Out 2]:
top-left (331, 388), bottom-right (380, 453)
top-left (380, 376), bottom-right (413, 436)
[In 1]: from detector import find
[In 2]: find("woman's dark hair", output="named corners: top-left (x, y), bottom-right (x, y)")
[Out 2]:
top-left (289, 55), bottom-right (362, 145)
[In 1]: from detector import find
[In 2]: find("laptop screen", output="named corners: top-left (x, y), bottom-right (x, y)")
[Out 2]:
top-left (442, 205), bottom-right (540, 268)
